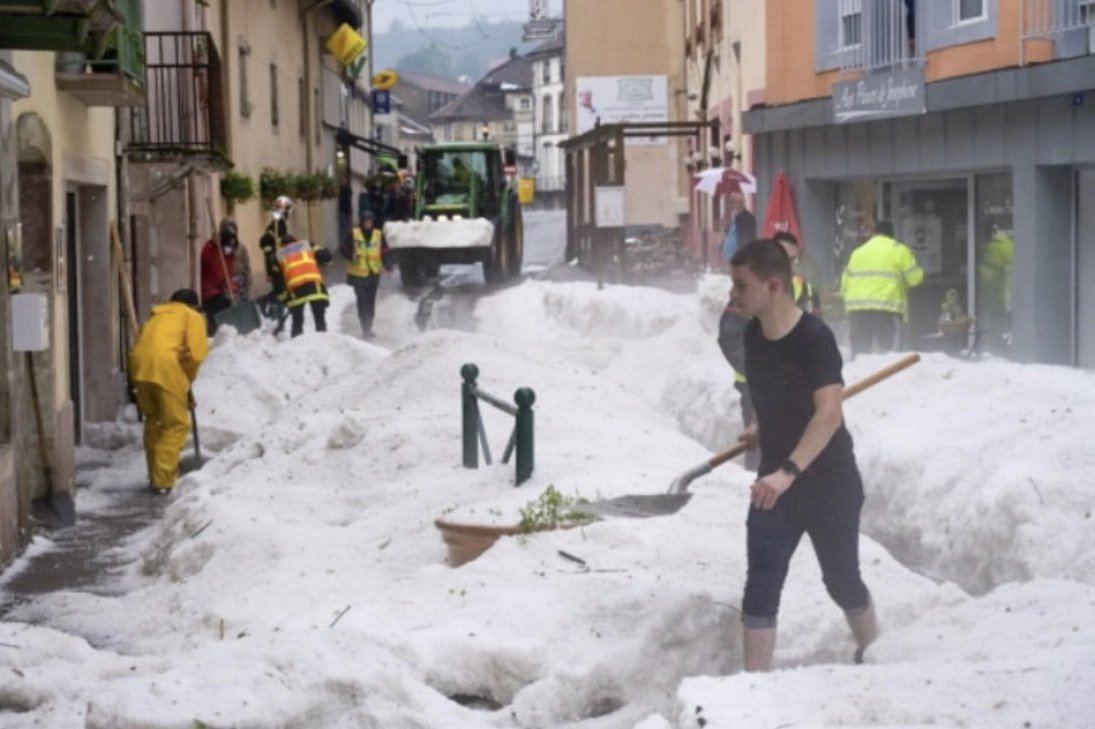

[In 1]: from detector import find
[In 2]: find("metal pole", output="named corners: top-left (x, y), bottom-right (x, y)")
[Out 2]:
top-left (514, 387), bottom-right (535, 485)
top-left (461, 363), bottom-right (479, 468)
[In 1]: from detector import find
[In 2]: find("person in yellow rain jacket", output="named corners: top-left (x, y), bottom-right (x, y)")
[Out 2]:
top-left (128, 289), bottom-right (209, 495)
top-left (276, 234), bottom-right (333, 337)
top-left (840, 220), bottom-right (923, 358)
top-left (346, 210), bottom-right (390, 338)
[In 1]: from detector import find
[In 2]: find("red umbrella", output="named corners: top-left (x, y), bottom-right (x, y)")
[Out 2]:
top-left (762, 171), bottom-right (803, 245)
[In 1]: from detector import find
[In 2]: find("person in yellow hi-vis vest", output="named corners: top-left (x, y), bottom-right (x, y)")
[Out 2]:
top-left (346, 210), bottom-right (390, 338)
top-left (840, 220), bottom-right (923, 358)
top-left (128, 289), bottom-right (209, 495)
top-left (276, 234), bottom-right (333, 337)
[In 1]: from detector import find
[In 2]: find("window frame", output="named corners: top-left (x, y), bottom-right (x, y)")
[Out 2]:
top-left (270, 63), bottom-right (279, 128)
top-left (238, 42), bottom-right (252, 118)
top-left (955, 0), bottom-right (987, 25)
top-left (838, 0), bottom-right (863, 49)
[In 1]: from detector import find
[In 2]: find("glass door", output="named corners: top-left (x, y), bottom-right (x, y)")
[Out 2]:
top-left (973, 173), bottom-right (1014, 356)
top-left (886, 178), bottom-right (969, 345)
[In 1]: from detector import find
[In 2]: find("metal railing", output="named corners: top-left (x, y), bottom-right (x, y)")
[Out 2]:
top-left (1023, 0), bottom-right (1094, 36)
top-left (1021, 0), bottom-right (1095, 61)
top-left (128, 32), bottom-right (227, 159)
top-left (460, 364), bottom-right (536, 485)
top-left (839, 0), bottom-right (926, 74)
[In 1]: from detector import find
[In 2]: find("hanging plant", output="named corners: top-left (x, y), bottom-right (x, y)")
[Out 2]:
top-left (294, 172), bottom-right (339, 202)
top-left (259, 168), bottom-right (296, 208)
top-left (220, 169), bottom-right (255, 212)
top-left (320, 173), bottom-right (339, 200)
top-left (293, 172), bottom-right (324, 203)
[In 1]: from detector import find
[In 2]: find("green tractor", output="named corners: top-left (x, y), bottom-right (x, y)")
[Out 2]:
top-left (383, 142), bottom-right (524, 287)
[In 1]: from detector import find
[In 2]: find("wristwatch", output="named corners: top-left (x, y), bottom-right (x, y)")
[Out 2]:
top-left (780, 458), bottom-right (802, 478)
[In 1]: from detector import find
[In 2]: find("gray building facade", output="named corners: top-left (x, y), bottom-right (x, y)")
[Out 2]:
top-left (745, 46), bottom-right (1095, 367)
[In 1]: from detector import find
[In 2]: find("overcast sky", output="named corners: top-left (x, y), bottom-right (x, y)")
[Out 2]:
top-left (371, 0), bottom-right (562, 33)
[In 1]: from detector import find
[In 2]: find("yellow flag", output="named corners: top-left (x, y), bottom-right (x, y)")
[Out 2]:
top-left (325, 23), bottom-right (367, 66)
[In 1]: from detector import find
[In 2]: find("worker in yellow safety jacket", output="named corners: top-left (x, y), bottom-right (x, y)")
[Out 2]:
top-left (128, 289), bottom-right (209, 494)
top-left (977, 228), bottom-right (1014, 346)
top-left (840, 220), bottom-right (923, 358)
top-left (276, 234), bottom-right (333, 337)
top-left (346, 210), bottom-right (390, 338)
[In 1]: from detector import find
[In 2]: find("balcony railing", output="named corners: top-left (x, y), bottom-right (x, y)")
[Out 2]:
top-left (127, 32), bottom-right (228, 166)
top-left (839, 0), bottom-right (926, 74)
top-left (1022, 0), bottom-right (1095, 59)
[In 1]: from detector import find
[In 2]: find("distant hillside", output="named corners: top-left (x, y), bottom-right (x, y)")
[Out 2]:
top-left (373, 19), bottom-right (541, 82)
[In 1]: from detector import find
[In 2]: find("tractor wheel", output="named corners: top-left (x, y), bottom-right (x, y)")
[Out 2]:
top-left (483, 225), bottom-right (508, 284)
top-left (507, 206), bottom-right (524, 279)
top-left (399, 256), bottom-right (426, 288)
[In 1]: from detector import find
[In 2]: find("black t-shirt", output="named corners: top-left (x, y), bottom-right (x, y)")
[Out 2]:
top-left (743, 312), bottom-right (854, 478)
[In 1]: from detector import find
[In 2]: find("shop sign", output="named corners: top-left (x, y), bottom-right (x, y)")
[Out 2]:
top-left (595, 186), bottom-right (626, 228)
top-left (832, 68), bottom-right (926, 124)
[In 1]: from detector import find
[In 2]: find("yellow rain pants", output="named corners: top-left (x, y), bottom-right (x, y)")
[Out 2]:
top-left (134, 382), bottom-right (190, 490)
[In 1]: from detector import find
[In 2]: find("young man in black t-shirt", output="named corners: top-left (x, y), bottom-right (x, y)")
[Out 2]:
top-left (727, 238), bottom-right (877, 672)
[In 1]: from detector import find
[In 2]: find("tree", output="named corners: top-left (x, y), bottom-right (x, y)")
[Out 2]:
top-left (395, 44), bottom-right (454, 79)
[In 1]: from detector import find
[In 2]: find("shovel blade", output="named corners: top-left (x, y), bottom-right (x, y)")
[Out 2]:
top-left (576, 493), bottom-right (693, 519)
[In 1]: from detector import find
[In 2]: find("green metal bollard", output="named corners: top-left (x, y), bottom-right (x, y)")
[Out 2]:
top-left (461, 363), bottom-right (479, 469)
top-left (514, 387), bottom-right (536, 485)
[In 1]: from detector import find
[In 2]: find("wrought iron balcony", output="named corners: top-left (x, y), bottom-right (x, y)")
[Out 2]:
top-left (126, 32), bottom-right (229, 169)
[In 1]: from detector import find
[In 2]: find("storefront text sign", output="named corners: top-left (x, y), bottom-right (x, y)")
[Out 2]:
top-left (832, 69), bottom-right (926, 124)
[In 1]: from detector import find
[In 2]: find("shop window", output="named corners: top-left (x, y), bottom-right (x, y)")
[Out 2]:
top-left (974, 173), bottom-right (1013, 353)
top-left (834, 179), bottom-right (879, 276)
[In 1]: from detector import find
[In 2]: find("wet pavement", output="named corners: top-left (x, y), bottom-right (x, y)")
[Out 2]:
top-left (0, 454), bottom-right (199, 618)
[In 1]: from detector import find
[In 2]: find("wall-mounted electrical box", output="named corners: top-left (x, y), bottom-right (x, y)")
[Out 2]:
top-left (10, 293), bottom-right (49, 352)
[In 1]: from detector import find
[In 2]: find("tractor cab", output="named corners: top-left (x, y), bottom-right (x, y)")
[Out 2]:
top-left (417, 144), bottom-right (503, 219)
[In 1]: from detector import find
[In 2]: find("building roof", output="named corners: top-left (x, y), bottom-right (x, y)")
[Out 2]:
top-left (429, 53), bottom-right (532, 123)
top-left (525, 36), bottom-right (564, 59)
top-left (395, 70), bottom-right (472, 96)
top-left (480, 53), bottom-right (532, 90)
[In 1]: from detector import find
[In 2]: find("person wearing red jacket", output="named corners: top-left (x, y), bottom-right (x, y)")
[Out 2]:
top-left (200, 217), bottom-right (241, 333)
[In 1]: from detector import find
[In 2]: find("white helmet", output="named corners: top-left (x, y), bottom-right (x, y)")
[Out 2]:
top-left (271, 195), bottom-right (293, 222)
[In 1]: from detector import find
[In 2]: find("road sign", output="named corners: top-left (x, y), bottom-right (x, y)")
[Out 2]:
top-left (372, 89), bottom-right (391, 115)
top-left (504, 164), bottom-right (518, 177)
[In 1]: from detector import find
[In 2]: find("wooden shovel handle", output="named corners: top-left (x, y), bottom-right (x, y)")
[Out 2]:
top-left (707, 353), bottom-right (921, 470)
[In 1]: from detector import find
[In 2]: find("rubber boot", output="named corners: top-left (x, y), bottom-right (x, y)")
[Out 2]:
top-left (742, 626), bottom-right (777, 672)
top-left (846, 599), bottom-right (879, 664)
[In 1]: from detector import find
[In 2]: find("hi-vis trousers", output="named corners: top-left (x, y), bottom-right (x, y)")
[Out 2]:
top-left (134, 381), bottom-right (190, 490)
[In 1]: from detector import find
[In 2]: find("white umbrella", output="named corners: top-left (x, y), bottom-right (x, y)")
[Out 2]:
top-left (693, 166), bottom-right (757, 196)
